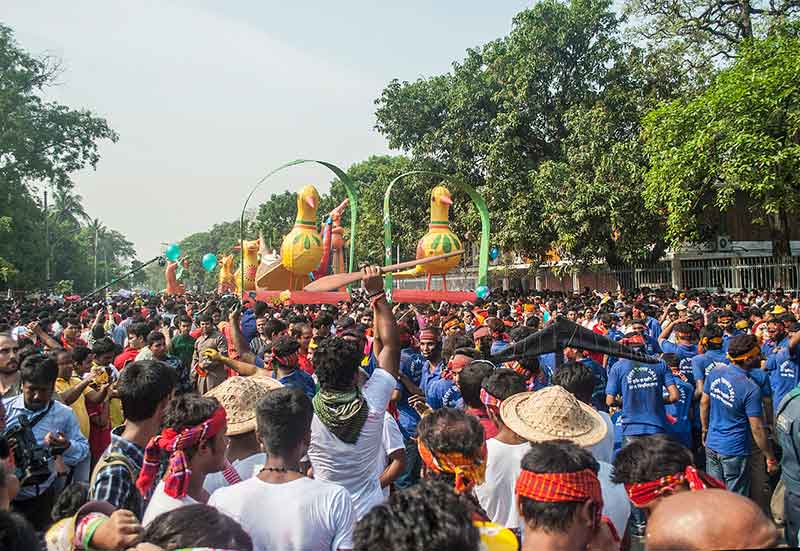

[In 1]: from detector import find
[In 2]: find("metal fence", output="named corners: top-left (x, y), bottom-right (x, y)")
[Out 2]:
top-left (610, 262), bottom-right (672, 290)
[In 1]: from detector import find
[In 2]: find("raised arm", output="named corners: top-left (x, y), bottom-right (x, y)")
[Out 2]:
top-left (363, 266), bottom-right (399, 379)
top-left (203, 349), bottom-right (260, 377)
top-left (228, 307), bottom-right (258, 365)
top-left (28, 322), bottom-right (60, 350)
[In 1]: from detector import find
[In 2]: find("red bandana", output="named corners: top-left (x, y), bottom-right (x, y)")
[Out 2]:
top-left (136, 407), bottom-right (227, 499)
top-left (624, 466), bottom-right (725, 508)
top-left (516, 468), bottom-right (603, 527)
top-left (479, 387), bottom-right (502, 415)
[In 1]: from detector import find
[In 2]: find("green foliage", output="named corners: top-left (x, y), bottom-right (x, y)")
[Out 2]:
top-left (0, 24), bottom-right (126, 292)
top-left (642, 32), bottom-right (800, 255)
top-left (178, 221), bottom-right (243, 292)
top-left (254, 191), bottom-right (298, 250)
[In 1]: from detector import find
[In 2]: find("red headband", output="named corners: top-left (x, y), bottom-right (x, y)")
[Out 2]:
top-left (624, 466), bottom-right (725, 508)
top-left (480, 387), bottom-right (502, 414)
top-left (419, 329), bottom-right (438, 343)
top-left (136, 407), bottom-right (227, 499)
top-left (516, 468), bottom-right (603, 526)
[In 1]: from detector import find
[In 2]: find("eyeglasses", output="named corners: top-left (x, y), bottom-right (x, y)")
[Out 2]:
top-left (0, 347), bottom-right (19, 354)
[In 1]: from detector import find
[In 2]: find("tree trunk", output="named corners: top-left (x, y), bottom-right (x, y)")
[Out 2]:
top-left (740, 0), bottom-right (753, 39)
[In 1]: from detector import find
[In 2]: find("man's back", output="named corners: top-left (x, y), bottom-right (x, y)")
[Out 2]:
top-left (210, 476), bottom-right (354, 551)
top-left (475, 438), bottom-right (529, 530)
top-left (606, 359), bottom-right (674, 436)
top-left (89, 429), bottom-right (145, 519)
top-left (704, 364), bottom-right (762, 456)
top-left (309, 368), bottom-right (395, 519)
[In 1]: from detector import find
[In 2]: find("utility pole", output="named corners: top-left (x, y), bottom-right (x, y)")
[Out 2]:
top-left (44, 190), bottom-right (50, 284)
top-left (93, 224), bottom-right (98, 288)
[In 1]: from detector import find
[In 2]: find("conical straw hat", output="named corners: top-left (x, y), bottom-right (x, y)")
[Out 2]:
top-left (500, 385), bottom-right (607, 447)
top-left (204, 375), bottom-right (282, 436)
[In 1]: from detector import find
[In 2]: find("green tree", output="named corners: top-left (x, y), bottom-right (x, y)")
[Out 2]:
top-left (254, 191), bottom-right (298, 250)
top-left (375, 0), bottom-right (628, 261)
top-left (642, 31), bottom-right (800, 256)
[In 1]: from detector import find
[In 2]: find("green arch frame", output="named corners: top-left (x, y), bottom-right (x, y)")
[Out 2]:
top-left (239, 159), bottom-right (359, 293)
top-left (383, 170), bottom-right (490, 300)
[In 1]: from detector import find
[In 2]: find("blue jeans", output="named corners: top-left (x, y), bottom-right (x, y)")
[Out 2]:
top-left (394, 438), bottom-right (421, 489)
top-left (706, 448), bottom-right (751, 496)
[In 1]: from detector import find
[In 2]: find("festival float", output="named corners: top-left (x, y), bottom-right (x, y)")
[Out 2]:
top-left (195, 161), bottom-right (489, 306)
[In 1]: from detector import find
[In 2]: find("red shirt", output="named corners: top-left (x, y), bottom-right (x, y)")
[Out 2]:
top-left (298, 354), bottom-right (314, 376)
top-left (113, 347), bottom-right (140, 371)
top-left (465, 407), bottom-right (499, 441)
top-left (60, 335), bottom-right (87, 351)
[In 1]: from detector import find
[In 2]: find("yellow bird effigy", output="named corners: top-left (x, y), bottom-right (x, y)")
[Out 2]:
top-left (280, 185), bottom-right (323, 288)
top-left (415, 185), bottom-right (463, 290)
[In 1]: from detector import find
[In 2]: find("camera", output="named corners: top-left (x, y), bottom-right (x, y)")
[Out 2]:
top-left (2, 415), bottom-right (62, 487)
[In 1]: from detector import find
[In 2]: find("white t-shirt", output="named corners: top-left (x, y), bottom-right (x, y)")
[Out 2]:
top-left (309, 368), bottom-right (396, 519)
top-left (203, 452), bottom-right (267, 495)
top-left (475, 438), bottom-right (530, 530)
top-left (142, 481), bottom-right (197, 526)
top-left (598, 461), bottom-right (630, 537)
top-left (209, 476), bottom-right (354, 551)
top-left (588, 411), bottom-right (615, 465)
top-left (374, 412), bottom-right (405, 498)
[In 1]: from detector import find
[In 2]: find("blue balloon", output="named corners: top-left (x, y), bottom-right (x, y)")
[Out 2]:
top-left (476, 285), bottom-right (490, 299)
top-left (202, 253), bottom-right (218, 272)
top-left (165, 243), bottom-right (181, 262)
top-left (489, 246), bottom-right (500, 261)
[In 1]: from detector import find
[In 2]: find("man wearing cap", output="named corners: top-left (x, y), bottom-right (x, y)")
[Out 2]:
top-left (502, 385), bottom-right (630, 540)
top-left (701, 334), bottom-right (778, 495)
top-left (203, 374), bottom-right (281, 495)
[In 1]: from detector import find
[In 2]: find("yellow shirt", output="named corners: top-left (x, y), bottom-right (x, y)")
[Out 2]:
top-left (90, 362), bottom-right (125, 429)
top-left (55, 377), bottom-right (90, 438)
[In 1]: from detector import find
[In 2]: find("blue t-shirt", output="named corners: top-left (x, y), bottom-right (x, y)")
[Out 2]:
top-left (528, 365), bottom-right (554, 392)
top-left (427, 378), bottom-right (462, 410)
top-left (746, 367), bottom-right (772, 400)
top-left (664, 378), bottom-right (694, 448)
top-left (763, 335), bottom-right (790, 359)
top-left (704, 364), bottom-right (763, 456)
top-left (606, 359), bottom-right (676, 436)
top-left (691, 349), bottom-right (730, 385)
top-left (240, 309), bottom-right (257, 343)
top-left (578, 358), bottom-right (608, 413)
top-left (611, 411), bottom-right (624, 459)
top-left (277, 369), bottom-right (316, 399)
top-left (606, 328), bottom-right (624, 369)
top-left (646, 317), bottom-right (662, 342)
top-left (539, 353), bottom-right (556, 373)
top-left (396, 347), bottom-right (426, 439)
top-left (491, 340), bottom-right (510, 356)
top-left (660, 341), bottom-right (698, 385)
top-left (767, 346), bottom-right (799, 408)
top-left (420, 360), bottom-right (443, 398)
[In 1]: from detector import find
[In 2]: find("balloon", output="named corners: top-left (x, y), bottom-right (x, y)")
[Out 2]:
top-left (489, 246), bottom-right (500, 261)
top-left (202, 253), bottom-right (218, 272)
top-left (476, 285), bottom-right (490, 299)
top-left (165, 243), bottom-right (181, 262)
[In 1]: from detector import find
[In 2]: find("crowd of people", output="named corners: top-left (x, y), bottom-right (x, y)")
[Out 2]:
top-left (0, 274), bottom-right (798, 550)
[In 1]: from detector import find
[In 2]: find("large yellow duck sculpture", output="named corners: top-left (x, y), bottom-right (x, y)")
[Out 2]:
top-left (279, 185), bottom-right (323, 289)
top-left (415, 185), bottom-right (463, 290)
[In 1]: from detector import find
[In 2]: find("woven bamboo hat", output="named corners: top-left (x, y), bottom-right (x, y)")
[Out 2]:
top-left (500, 385), bottom-right (607, 447)
top-left (204, 375), bottom-right (282, 435)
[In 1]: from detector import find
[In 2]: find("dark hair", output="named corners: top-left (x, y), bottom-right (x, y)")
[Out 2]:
top-left (91, 325), bottom-right (105, 340)
top-left (19, 354), bottom-right (58, 387)
top-left (176, 315), bottom-right (192, 327)
top-left (253, 301), bottom-right (269, 318)
top-left (256, 387), bottom-right (313, 455)
top-left (442, 335), bottom-right (472, 363)
top-left (508, 326), bottom-right (533, 343)
top-left (312, 313), bottom-right (334, 330)
top-left (354, 479), bottom-right (481, 551)
top-left (314, 337), bottom-right (361, 391)
top-left (147, 331), bottom-right (166, 346)
top-left (117, 360), bottom-right (177, 422)
top-left (142, 504), bottom-right (253, 551)
top-left (551, 361), bottom-right (594, 404)
top-left (661, 353), bottom-right (680, 368)
top-left (51, 482), bottom-right (88, 521)
top-left (162, 394), bottom-right (221, 458)
top-left (127, 322), bottom-right (150, 340)
top-left (65, 317), bottom-right (80, 329)
top-left (0, 511), bottom-right (39, 550)
top-left (612, 434), bottom-right (694, 485)
top-left (519, 440), bottom-right (600, 532)
top-left (482, 368), bottom-right (527, 401)
top-left (727, 334), bottom-right (759, 359)
top-left (418, 409), bottom-right (484, 488)
top-left (699, 324), bottom-right (723, 349)
top-left (198, 313), bottom-right (213, 325)
top-left (458, 361), bottom-right (495, 409)
top-left (272, 335), bottom-right (300, 358)
top-left (265, 319), bottom-right (288, 339)
top-left (92, 336), bottom-right (117, 357)
top-left (290, 323), bottom-right (311, 339)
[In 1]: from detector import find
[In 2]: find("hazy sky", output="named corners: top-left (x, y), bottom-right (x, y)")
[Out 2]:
top-left (5, 1), bottom-right (530, 259)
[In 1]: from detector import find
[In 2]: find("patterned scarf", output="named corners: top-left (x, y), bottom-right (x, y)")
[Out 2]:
top-left (516, 468), bottom-right (603, 528)
top-left (418, 438), bottom-right (487, 494)
top-left (136, 407), bottom-right (227, 499)
top-left (266, 348), bottom-right (299, 370)
top-left (480, 387), bottom-right (502, 415)
top-left (624, 466), bottom-right (725, 508)
top-left (312, 388), bottom-right (369, 444)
